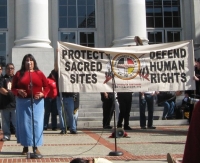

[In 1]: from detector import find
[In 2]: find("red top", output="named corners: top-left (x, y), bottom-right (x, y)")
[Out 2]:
top-left (46, 78), bottom-right (57, 99)
top-left (12, 71), bottom-right (49, 98)
top-left (182, 101), bottom-right (200, 163)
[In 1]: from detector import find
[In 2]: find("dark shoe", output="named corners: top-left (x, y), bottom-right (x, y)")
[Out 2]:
top-left (148, 126), bottom-right (156, 129)
top-left (33, 147), bottom-right (41, 155)
top-left (162, 117), bottom-right (167, 120)
top-left (52, 127), bottom-right (57, 131)
top-left (21, 147), bottom-right (28, 155)
top-left (43, 127), bottom-right (47, 130)
top-left (1, 137), bottom-right (10, 141)
top-left (103, 125), bottom-right (112, 129)
top-left (167, 117), bottom-right (174, 120)
top-left (124, 126), bottom-right (132, 130)
top-left (70, 130), bottom-right (77, 134)
top-left (141, 126), bottom-right (147, 129)
top-left (117, 125), bottom-right (122, 128)
top-left (60, 130), bottom-right (66, 134)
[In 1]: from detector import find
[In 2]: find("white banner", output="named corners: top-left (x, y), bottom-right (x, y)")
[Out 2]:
top-left (57, 40), bottom-right (195, 92)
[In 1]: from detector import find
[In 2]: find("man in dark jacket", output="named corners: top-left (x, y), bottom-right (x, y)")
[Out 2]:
top-left (0, 63), bottom-right (16, 141)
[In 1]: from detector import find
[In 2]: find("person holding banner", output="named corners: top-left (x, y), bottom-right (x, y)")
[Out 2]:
top-left (139, 91), bottom-right (158, 129)
top-left (117, 92), bottom-right (133, 130)
top-left (54, 70), bottom-right (77, 134)
top-left (100, 92), bottom-right (114, 129)
top-left (135, 36), bottom-right (143, 46)
top-left (53, 70), bottom-right (66, 134)
top-left (61, 92), bottom-right (77, 134)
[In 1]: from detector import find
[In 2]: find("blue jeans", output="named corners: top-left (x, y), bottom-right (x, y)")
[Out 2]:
top-left (62, 97), bottom-right (76, 132)
top-left (139, 94), bottom-right (154, 127)
top-left (44, 98), bottom-right (57, 129)
top-left (162, 101), bottom-right (175, 118)
top-left (1, 108), bottom-right (16, 139)
top-left (56, 97), bottom-right (65, 130)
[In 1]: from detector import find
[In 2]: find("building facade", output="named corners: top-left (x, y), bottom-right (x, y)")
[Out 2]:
top-left (0, 0), bottom-right (200, 74)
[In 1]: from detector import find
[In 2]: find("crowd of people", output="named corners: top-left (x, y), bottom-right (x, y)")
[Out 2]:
top-left (0, 54), bottom-right (80, 157)
top-left (0, 52), bottom-right (199, 161)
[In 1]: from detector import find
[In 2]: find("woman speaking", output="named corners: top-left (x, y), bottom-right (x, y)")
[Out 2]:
top-left (12, 54), bottom-right (49, 157)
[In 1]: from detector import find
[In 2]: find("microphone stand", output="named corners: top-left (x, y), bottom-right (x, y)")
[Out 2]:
top-left (28, 65), bottom-right (43, 159)
top-left (106, 54), bottom-right (123, 156)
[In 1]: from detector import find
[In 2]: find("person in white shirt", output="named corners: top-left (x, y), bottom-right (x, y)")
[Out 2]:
top-left (139, 91), bottom-right (158, 129)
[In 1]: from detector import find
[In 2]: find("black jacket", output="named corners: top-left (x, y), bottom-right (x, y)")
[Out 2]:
top-left (0, 74), bottom-right (16, 109)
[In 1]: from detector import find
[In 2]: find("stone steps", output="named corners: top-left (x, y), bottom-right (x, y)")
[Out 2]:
top-left (0, 93), bottom-right (187, 129)
top-left (76, 92), bottom-right (188, 128)
top-left (77, 119), bottom-right (188, 128)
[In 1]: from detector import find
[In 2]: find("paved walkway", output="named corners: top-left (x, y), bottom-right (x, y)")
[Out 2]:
top-left (0, 125), bottom-right (187, 163)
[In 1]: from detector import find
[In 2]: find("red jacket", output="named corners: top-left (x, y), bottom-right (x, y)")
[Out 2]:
top-left (47, 78), bottom-right (57, 99)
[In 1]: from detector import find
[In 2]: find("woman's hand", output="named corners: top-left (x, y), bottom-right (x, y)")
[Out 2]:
top-left (34, 92), bottom-right (44, 99)
top-left (18, 89), bottom-right (27, 98)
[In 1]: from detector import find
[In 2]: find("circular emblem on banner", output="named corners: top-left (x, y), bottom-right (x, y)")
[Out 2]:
top-left (112, 53), bottom-right (140, 80)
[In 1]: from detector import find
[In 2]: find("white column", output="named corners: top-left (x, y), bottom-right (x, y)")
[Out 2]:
top-left (14, 0), bottom-right (51, 48)
top-left (112, 0), bottom-right (148, 47)
top-left (193, 0), bottom-right (200, 47)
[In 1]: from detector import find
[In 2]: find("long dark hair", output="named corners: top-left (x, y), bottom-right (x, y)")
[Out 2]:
top-left (19, 54), bottom-right (39, 77)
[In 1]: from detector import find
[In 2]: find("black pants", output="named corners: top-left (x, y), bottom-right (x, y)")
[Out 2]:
top-left (102, 98), bottom-right (114, 127)
top-left (117, 93), bottom-right (132, 127)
